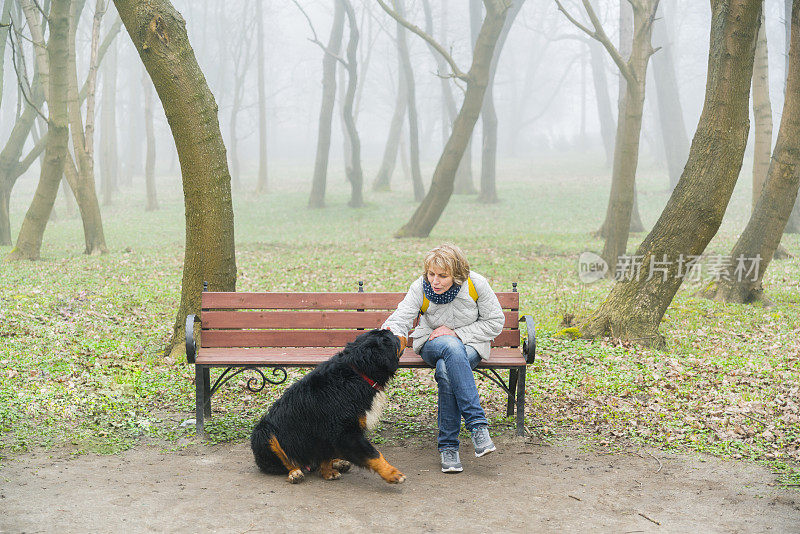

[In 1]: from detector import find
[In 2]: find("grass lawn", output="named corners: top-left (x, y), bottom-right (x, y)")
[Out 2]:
top-left (1, 156), bottom-right (798, 485)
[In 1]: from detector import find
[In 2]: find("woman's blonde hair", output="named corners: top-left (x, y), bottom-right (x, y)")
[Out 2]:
top-left (422, 243), bottom-right (470, 285)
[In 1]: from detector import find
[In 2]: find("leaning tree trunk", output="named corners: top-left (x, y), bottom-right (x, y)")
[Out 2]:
top-left (578, 0), bottom-right (762, 348)
top-left (394, 0), bottom-right (509, 238)
top-left (393, 0), bottom-right (424, 202)
top-left (255, 0), bottom-right (268, 194)
top-left (701, 0), bottom-right (799, 304)
top-left (308, 0), bottom-right (345, 208)
top-left (113, 0), bottom-right (237, 355)
top-left (7, 0), bottom-right (69, 261)
top-left (143, 73), bottom-right (158, 211)
top-left (340, 0), bottom-right (364, 208)
top-left (751, 8), bottom-right (772, 208)
top-left (477, 0), bottom-right (523, 204)
top-left (651, 2), bottom-right (690, 192)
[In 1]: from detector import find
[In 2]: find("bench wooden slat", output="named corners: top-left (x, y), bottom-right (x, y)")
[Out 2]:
top-left (200, 329), bottom-right (520, 348)
top-left (200, 310), bottom-right (520, 329)
top-left (195, 347), bottom-right (526, 368)
top-left (202, 291), bottom-right (519, 310)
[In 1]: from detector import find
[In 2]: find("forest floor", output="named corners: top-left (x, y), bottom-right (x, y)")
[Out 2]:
top-left (2, 434), bottom-right (798, 533)
top-left (1, 159), bottom-right (799, 529)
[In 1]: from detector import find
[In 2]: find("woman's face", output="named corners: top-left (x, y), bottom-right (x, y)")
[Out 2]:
top-left (426, 265), bottom-right (454, 294)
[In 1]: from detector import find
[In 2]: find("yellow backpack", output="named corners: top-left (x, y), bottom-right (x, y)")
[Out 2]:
top-left (420, 277), bottom-right (478, 314)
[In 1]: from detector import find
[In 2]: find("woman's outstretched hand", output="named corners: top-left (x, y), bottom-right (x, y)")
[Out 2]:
top-left (429, 326), bottom-right (457, 340)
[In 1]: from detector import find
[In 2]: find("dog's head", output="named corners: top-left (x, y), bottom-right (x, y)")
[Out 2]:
top-left (342, 329), bottom-right (403, 386)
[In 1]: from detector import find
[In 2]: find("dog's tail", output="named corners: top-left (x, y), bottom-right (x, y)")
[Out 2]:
top-left (251, 419), bottom-right (289, 475)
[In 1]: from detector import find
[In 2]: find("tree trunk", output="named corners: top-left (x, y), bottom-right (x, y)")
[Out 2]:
top-left (651, 2), bottom-right (690, 192)
top-left (66, 0), bottom-right (108, 255)
top-left (100, 27), bottom-right (119, 206)
top-left (143, 72), bottom-right (158, 211)
top-left (122, 62), bottom-right (140, 186)
top-left (700, 0), bottom-right (799, 304)
top-left (393, 0), bottom-right (424, 202)
top-left (372, 54), bottom-right (407, 192)
top-left (421, 0), bottom-right (473, 194)
top-left (340, 0), bottom-right (363, 208)
top-left (751, 7), bottom-right (772, 208)
top-left (786, 0), bottom-right (800, 234)
top-left (395, 0), bottom-right (508, 238)
top-left (579, 0), bottom-right (762, 348)
top-left (594, 1), bottom-right (646, 240)
top-left (7, 0), bottom-right (69, 261)
top-left (477, 0), bottom-right (523, 204)
top-left (0, 0), bottom-right (13, 112)
top-left (113, 0), bottom-right (237, 355)
top-left (593, 1), bottom-right (656, 269)
top-left (588, 41), bottom-right (616, 168)
top-left (255, 0), bottom-right (268, 194)
top-left (308, 0), bottom-right (345, 208)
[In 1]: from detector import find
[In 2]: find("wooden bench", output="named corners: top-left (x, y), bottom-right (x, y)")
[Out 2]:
top-left (185, 282), bottom-right (536, 437)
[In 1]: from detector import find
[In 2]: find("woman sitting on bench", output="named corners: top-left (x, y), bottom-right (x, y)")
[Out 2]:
top-left (382, 243), bottom-right (505, 473)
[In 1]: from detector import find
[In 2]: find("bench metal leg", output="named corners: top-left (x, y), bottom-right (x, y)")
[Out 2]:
top-left (195, 366), bottom-right (207, 438)
top-left (515, 366), bottom-right (526, 436)
top-left (506, 368), bottom-right (518, 417)
top-left (202, 367), bottom-right (211, 419)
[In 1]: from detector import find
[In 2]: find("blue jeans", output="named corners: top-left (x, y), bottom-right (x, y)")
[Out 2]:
top-left (420, 335), bottom-right (488, 451)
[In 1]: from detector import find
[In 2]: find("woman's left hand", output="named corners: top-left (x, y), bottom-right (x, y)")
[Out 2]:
top-left (429, 326), bottom-right (457, 340)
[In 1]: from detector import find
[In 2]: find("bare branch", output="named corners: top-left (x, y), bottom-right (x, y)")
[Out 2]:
top-left (291, 0), bottom-right (349, 68)
top-left (7, 20), bottom-right (47, 121)
top-left (375, 0), bottom-right (468, 81)
top-left (553, 0), bottom-right (595, 38)
top-left (555, 0), bottom-right (635, 85)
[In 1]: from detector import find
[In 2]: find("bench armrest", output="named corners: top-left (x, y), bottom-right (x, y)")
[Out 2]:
top-left (519, 315), bottom-right (536, 364)
top-left (185, 314), bottom-right (201, 364)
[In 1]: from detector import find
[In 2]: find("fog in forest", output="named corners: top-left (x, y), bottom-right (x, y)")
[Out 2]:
top-left (0, 0), bottom-right (794, 216)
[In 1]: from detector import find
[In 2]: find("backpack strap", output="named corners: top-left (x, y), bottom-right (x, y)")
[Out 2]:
top-left (420, 277), bottom-right (477, 314)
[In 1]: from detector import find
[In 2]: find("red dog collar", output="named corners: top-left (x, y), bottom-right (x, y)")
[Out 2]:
top-left (349, 364), bottom-right (383, 391)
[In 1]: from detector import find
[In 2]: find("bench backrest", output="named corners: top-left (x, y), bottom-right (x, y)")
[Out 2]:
top-left (199, 288), bottom-right (520, 349)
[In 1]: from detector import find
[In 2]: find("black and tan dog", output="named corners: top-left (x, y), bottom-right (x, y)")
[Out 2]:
top-left (251, 329), bottom-right (407, 484)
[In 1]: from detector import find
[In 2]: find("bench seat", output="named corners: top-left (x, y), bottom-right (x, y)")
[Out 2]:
top-left (195, 347), bottom-right (527, 367)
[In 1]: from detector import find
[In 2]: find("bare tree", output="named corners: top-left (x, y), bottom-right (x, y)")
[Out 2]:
top-left (700, 0), bottom-right (799, 304)
top-left (99, 17), bottom-right (119, 206)
top-left (255, 0), bottom-right (268, 194)
top-left (7, 0), bottom-right (69, 261)
top-left (751, 5), bottom-right (772, 208)
top-left (421, 0), bottom-right (474, 194)
top-left (379, 0), bottom-right (511, 238)
top-left (556, 0), bottom-right (659, 270)
top-left (477, 0), bottom-right (524, 204)
top-left (113, 0), bottom-right (237, 355)
top-left (651, 1), bottom-right (690, 192)
top-left (142, 68), bottom-right (157, 211)
top-left (307, 0), bottom-right (345, 208)
top-left (588, 39), bottom-right (616, 168)
top-left (372, 47), bottom-right (407, 191)
top-left (578, 0), bottom-right (763, 348)
top-left (393, 0), bottom-right (424, 202)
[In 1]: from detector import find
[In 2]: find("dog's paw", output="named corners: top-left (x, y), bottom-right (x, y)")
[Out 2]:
top-left (287, 469), bottom-right (305, 484)
top-left (321, 469), bottom-right (341, 480)
top-left (332, 459), bottom-right (351, 473)
top-left (385, 470), bottom-right (406, 484)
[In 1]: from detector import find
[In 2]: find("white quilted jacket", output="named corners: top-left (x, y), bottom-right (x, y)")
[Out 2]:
top-left (381, 271), bottom-right (505, 360)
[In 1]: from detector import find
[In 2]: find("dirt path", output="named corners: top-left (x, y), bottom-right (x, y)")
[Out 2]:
top-left (1, 435), bottom-right (797, 533)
